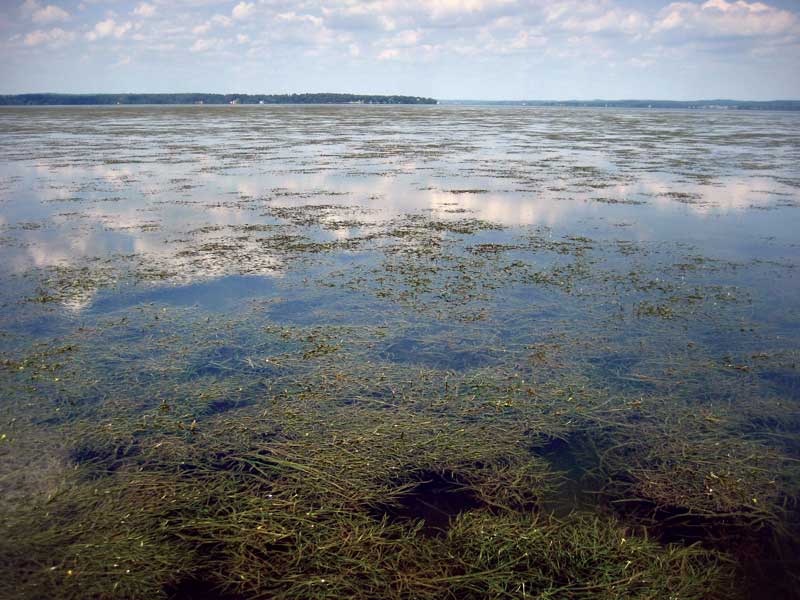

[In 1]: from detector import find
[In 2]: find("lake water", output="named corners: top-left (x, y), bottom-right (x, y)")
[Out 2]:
top-left (1, 106), bottom-right (799, 599)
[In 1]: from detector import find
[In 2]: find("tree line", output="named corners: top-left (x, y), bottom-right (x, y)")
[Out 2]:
top-left (0, 93), bottom-right (438, 106)
top-left (443, 99), bottom-right (800, 111)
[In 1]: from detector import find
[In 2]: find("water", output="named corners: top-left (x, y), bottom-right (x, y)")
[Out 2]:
top-left (1, 106), bottom-right (799, 599)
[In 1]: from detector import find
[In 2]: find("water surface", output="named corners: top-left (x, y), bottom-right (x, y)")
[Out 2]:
top-left (1, 106), bottom-right (799, 599)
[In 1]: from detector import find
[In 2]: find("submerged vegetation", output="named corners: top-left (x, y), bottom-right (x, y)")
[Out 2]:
top-left (2, 300), bottom-right (798, 599)
top-left (0, 106), bottom-right (799, 598)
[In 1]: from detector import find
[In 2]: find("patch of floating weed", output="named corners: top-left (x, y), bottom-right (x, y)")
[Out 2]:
top-left (590, 197), bottom-right (648, 205)
top-left (635, 301), bottom-right (676, 319)
top-left (659, 191), bottom-right (705, 204)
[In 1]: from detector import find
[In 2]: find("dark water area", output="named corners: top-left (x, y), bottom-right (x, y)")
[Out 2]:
top-left (1, 105), bottom-right (799, 599)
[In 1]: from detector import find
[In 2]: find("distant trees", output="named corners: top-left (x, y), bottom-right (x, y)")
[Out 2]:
top-left (0, 93), bottom-right (438, 106)
top-left (3, 95), bottom-right (797, 111)
top-left (443, 99), bottom-right (800, 111)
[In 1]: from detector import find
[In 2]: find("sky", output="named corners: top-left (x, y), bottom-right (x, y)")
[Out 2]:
top-left (1, 0), bottom-right (799, 100)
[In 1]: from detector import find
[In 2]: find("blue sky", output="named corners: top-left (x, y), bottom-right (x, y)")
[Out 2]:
top-left (2, 0), bottom-right (799, 99)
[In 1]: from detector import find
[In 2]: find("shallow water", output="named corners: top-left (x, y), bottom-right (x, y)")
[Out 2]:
top-left (1, 106), bottom-right (799, 599)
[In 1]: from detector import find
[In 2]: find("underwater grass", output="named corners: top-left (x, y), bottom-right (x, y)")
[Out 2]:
top-left (1, 405), bottom-right (742, 600)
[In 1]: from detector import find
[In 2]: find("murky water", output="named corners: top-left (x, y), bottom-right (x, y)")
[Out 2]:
top-left (1, 106), bottom-right (799, 599)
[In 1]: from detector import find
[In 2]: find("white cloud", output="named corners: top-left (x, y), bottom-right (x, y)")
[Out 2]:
top-left (379, 15), bottom-right (397, 31)
top-left (133, 3), bottom-right (156, 18)
top-left (23, 27), bottom-right (75, 47)
top-left (537, 1), bottom-right (649, 36)
top-left (560, 9), bottom-right (648, 35)
top-left (211, 14), bottom-right (233, 27)
top-left (377, 48), bottom-right (400, 60)
top-left (653, 0), bottom-right (799, 37)
top-left (277, 12), bottom-right (324, 27)
top-left (426, 0), bottom-right (515, 18)
top-left (86, 19), bottom-right (133, 42)
top-left (373, 30), bottom-right (413, 54)
top-left (190, 37), bottom-right (225, 53)
top-left (32, 4), bottom-right (70, 24)
top-left (508, 30), bottom-right (546, 50)
top-left (22, 0), bottom-right (70, 23)
top-left (192, 23), bottom-right (211, 35)
top-left (232, 2), bottom-right (255, 20)
top-left (321, 0), bottom-right (517, 31)
top-left (23, 30), bottom-right (50, 46)
top-left (390, 29), bottom-right (424, 46)
top-left (488, 16), bottom-right (523, 30)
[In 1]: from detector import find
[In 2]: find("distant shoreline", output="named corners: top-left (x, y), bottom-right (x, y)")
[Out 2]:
top-left (1, 95), bottom-right (798, 111)
top-left (0, 93), bottom-right (437, 106)
top-left (440, 99), bottom-right (800, 111)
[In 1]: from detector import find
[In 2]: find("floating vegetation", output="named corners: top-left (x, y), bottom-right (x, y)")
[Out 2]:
top-left (590, 197), bottom-right (648, 205)
top-left (660, 191), bottom-right (705, 203)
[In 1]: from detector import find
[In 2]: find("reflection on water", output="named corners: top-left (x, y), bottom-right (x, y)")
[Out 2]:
top-left (89, 275), bottom-right (277, 314)
top-left (1, 107), bottom-right (798, 295)
top-left (1, 108), bottom-right (795, 405)
top-left (1, 106), bottom-right (800, 599)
